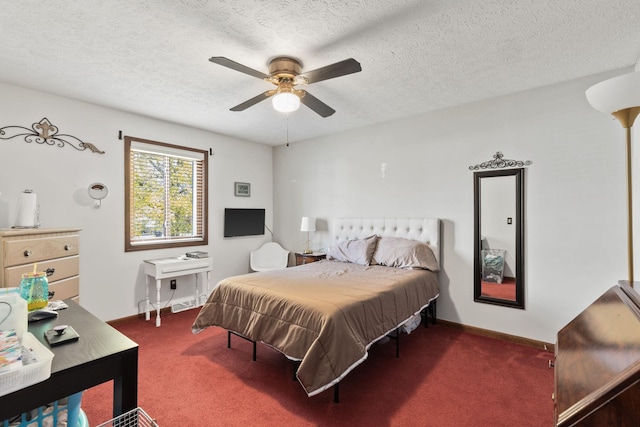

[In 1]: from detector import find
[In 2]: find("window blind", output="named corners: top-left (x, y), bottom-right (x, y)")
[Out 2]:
top-left (125, 137), bottom-right (207, 251)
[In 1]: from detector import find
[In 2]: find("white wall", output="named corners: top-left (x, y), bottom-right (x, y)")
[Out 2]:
top-left (0, 82), bottom-right (273, 321)
top-left (3, 67), bottom-right (636, 342)
top-left (273, 68), bottom-right (636, 344)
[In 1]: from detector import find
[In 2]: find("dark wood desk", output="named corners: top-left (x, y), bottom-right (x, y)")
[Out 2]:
top-left (554, 281), bottom-right (640, 426)
top-left (0, 300), bottom-right (138, 421)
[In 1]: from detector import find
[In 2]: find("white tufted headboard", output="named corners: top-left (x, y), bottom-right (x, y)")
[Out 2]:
top-left (332, 217), bottom-right (441, 265)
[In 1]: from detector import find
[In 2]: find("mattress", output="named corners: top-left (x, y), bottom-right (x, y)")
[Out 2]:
top-left (192, 260), bottom-right (439, 396)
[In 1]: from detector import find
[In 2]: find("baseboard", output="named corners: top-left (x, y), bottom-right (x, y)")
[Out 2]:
top-left (108, 306), bottom-right (174, 327)
top-left (107, 308), bottom-right (554, 353)
top-left (436, 319), bottom-right (555, 353)
top-left (110, 298), bottom-right (205, 326)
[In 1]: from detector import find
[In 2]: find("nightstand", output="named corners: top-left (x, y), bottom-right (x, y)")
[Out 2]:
top-left (295, 252), bottom-right (326, 266)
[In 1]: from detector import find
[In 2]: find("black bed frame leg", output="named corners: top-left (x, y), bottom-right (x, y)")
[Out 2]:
top-left (387, 327), bottom-right (401, 358)
top-left (292, 361), bottom-right (300, 381)
top-left (431, 300), bottom-right (437, 325)
top-left (227, 330), bottom-right (257, 361)
top-left (424, 300), bottom-right (437, 327)
top-left (334, 383), bottom-right (339, 403)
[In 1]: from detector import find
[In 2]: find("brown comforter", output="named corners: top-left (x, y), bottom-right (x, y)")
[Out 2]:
top-left (192, 260), bottom-right (439, 396)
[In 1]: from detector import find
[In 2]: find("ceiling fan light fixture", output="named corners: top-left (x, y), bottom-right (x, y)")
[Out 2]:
top-left (272, 91), bottom-right (300, 113)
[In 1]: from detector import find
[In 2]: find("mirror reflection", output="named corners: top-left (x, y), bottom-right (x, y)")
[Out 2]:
top-left (474, 168), bottom-right (524, 309)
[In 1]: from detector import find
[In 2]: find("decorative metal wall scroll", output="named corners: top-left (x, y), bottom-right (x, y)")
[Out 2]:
top-left (0, 117), bottom-right (105, 154)
top-left (469, 151), bottom-right (531, 170)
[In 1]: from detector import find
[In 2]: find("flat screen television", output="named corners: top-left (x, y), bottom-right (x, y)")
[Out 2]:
top-left (224, 208), bottom-right (265, 237)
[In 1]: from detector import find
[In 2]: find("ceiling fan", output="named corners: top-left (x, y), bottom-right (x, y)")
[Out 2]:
top-left (209, 56), bottom-right (362, 117)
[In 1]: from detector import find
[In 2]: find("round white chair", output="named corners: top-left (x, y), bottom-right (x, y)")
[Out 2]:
top-left (250, 242), bottom-right (290, 271)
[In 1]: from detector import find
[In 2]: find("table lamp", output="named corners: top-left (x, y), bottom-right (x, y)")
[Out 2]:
top-left (300, 217), bottom-right (316, 254)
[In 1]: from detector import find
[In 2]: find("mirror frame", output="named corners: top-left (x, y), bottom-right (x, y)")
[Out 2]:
top-left (473, 168), bottom-right (525, 309)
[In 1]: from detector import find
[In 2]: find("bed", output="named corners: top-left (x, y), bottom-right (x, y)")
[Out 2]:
top-left (192, 217), bottom-right (441, 400)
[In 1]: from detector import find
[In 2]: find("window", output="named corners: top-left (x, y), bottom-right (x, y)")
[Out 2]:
top-left (125, 136), bottom-right (208, 252)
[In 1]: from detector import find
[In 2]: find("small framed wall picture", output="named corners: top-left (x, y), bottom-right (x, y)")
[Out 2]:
top-left (234, 182), bottom-right (250, 197)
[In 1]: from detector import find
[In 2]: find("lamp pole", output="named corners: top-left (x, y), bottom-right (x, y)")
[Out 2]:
top-left (612, 107), bottom-right (640, 285)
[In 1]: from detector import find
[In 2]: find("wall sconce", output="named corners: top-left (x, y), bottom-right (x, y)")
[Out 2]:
top-left (88, 182), bottom-right (109, 208)
top-left (300, 217), bottom-right (316, 254)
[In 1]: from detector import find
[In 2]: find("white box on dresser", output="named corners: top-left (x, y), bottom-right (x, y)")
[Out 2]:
top-left (0, 228), bottom-right (81, 302)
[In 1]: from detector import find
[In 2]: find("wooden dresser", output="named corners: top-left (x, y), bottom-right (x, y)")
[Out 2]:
top-left (0, 228), bottom-right (81, 302)
top-left (554, 281), bottom-right (640, 426)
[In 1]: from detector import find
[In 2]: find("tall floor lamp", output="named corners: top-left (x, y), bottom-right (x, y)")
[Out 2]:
top-left (586, 70), bottom-right (640, 286)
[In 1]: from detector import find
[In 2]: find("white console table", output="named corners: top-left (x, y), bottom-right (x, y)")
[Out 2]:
top-left (143, 256), bottom-right (214, 326)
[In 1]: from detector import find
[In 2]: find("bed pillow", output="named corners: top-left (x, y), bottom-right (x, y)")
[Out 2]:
top-left (326, 235), bottom-right (378, 266)
top-left (373, 237), bottom-right (439, 271)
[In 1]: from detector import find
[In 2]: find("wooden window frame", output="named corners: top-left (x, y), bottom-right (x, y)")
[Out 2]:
top-left (124, 136), bottom-right (208, 252)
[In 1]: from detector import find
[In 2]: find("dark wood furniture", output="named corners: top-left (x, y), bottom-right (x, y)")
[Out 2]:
top-left (0, 300), bottom-right (138, 421)
top-left (554, 281), bottom-right (640, 426)
top-left (294, 252), bottom-right (326, 266)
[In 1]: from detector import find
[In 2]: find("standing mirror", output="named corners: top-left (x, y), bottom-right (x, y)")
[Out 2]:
top-left (473, 167), bottom-right (525, 309)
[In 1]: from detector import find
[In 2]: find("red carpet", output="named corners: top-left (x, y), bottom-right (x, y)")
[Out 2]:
top-left (82, 309), bottom-right (554, 426)
top-left (481, 277), bottom-right (516, 300)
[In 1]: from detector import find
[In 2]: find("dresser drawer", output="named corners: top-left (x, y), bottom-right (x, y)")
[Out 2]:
top-left (49, 275), bottom-right (79, 301)
top-left (4, 255), bottom-right (79, 287)
top-left (3, 235), bottom-right (79, 267)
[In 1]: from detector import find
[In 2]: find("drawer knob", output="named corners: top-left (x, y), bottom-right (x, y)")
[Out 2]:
top-left (45, 267), bottom-right (55, 276)
top-left (23, 250), bottom-right (32, 257)
top-left (64, 244), bottom-right (72, 251)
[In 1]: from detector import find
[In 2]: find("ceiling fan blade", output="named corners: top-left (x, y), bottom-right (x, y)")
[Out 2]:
top-left (300, 91), bottom-right (336, 117)
top-left (209, 57), bottom-right (269, 79)
top-left (230, 92), bottom-right (272, 111)
top-left (300, 58), bottom-right (362, 84)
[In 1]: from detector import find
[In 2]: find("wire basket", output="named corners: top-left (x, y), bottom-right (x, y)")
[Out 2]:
top-left (94, 408), bottom-right (158, 427)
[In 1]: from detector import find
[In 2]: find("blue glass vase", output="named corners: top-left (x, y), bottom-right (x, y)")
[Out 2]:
top-left (19, 271), bottom-right (49, 311)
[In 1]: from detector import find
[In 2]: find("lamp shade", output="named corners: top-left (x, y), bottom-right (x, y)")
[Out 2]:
top-left (585, 71), bottom-right (640, 114)
top-left (272, 92), bottom-right (300, 113)
top-left (300, 217), bottom-right (316, 232)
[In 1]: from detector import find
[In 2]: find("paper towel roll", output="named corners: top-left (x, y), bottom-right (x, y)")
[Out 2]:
top-left (15, 190), bottom-right (37, 227)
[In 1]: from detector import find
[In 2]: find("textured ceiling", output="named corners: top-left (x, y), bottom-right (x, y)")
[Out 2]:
top-left (1, 0), bottom-right (640, 146)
